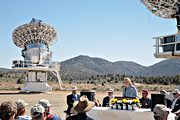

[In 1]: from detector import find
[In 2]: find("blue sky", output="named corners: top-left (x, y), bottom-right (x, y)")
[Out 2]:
top-left (0, 0), bottom-right (177, 68)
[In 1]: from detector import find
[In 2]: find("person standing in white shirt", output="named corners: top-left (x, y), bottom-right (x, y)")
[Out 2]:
top-left (171, 89), bottom-right (180, 113)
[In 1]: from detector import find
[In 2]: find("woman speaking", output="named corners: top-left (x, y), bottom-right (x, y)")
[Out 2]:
top-left (122, 77), bottom-right (138, 98)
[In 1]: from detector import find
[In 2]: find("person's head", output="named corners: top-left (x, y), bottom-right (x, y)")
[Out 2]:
top-left (91, 90), bottom-right (96, 96)
top-left (38, 99), bottom-right (51, 115)
top-left (73, 95), bottom-right (94, 113)
top-left (0, 101), bottom-right (17, 120)
top-left (15, 100), bottom-right (28, 119)
top-left (31, 104), bottom-right (46, 120)
top-left (107, 89), bottom-right (114, 97)
top-left (123, 77), bottom-right (132, 87)
top-left (71, 86), bottom-right (78, 94)
top-left (153, 104), bottom-right (171, 120)
top-left (160, 90), bottom-right (167, 95)
top-left (142, 90), bottom-right (148, 98)
top-left (172, 89), bottom-right (180, 99)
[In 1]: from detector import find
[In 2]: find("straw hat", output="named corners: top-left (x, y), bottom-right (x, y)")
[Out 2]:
top-left (72, 86), bottom-right (78, 90)
top-left (73, 95), bottom-right (94, 113)
top-left (172, 89), bottom-right (180, 94)
top-left (108, 89), bottom-right (114, 93)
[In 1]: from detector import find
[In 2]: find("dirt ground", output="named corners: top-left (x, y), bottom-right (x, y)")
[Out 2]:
top-left (0, 90), bottom-right (108, 120)
top-left (0, 90), bottom-right (156, 120)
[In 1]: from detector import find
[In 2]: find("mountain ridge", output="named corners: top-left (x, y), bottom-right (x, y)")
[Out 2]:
top-left (1, 55), bottom-right (180, 79)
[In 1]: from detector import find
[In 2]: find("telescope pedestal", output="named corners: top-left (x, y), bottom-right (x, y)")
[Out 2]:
top-left (22, 82), bottom-right (52, 92)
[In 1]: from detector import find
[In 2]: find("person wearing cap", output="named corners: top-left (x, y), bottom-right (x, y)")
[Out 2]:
top-left (153, 104), bottom-right (176, 120)
top-left (122, 77), bottom-right (138, 98)
top-left (15, 99), bottom-right (31, 120)
top-left (102, 88), bottom-right (114, 107)
top-left (31, 104), bottom-right (46, 120)
top-left (38, 99), bottom-right (62, 120)
top-left (66, 95), bottom-right (95, 120)
top-left (160, 90), bottom-right (172, 108)
top-left (139, 90), bottom-right (151, 108)
top-left (66, 86), bottom-right (80, 115)
top-left (171, 89), bottom-right (180, 113)
top-left (0, 101), bottom-right (17, 120)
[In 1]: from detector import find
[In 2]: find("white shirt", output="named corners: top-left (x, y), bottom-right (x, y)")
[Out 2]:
top-left (171, 96), bottom-right (180, 110)
top-left (167, 112), bottom-right (176, 120)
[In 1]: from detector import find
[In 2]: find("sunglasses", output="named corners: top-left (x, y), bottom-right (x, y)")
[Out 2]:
top-left (173, 93), bottom-right (177, 95)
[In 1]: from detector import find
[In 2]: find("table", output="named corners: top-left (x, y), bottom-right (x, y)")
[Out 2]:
top-left (87, 107), bottom-right (154, 120)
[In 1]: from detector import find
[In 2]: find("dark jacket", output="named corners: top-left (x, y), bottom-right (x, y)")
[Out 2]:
top-left (66, 113), bottom-right (94, 120)
top-left (102, 96), bottom-right (110, 107)
top-left (66, 94), bottom-right (80, 115)
top-left (139, 97), bottom-right (151, 108)
top-left (172, 98), bottom-right (180, 113)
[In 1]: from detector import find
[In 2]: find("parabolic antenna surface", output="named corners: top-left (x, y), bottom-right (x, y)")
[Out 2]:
top-left (12, 19), bottom-right (57, 48)
top-left (141, 0), bottom-right (180, 19)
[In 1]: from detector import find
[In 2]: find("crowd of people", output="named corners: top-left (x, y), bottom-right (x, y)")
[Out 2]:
top-left (0, 99), bottom-right (62, 120)
top-left (0, 77), bottom-right (180, 120)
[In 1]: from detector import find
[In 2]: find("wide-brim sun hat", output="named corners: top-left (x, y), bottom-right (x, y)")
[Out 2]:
top-left (172, 89), bottom-right (180, 94)
top-left (73, 95), bottom-right (94, 113)
top-left (108, 89), bottom-right (114, 93)
top-left (71, 86), bottom-right (78, 90)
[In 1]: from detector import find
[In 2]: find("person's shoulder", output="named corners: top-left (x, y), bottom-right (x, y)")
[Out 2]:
top-left (103, 96), bottom-right (109, 99)
top-left (18, 115), bottom-right (32, 120)
top-left (52, 114), bottom-right (62, 120)
top-left (67, 94), bottom-right (73, 97)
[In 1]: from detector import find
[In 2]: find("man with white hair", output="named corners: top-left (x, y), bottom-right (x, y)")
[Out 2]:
top-left (102, 89), bottom-right (114, 107)
top-left (66, 86), bottom-right (80, 115)
top-left (171, 89), bottom-right (180, 113)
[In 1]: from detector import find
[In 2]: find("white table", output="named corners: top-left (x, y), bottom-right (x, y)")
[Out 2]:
top-left (87, 107), bottom-right (154, 120)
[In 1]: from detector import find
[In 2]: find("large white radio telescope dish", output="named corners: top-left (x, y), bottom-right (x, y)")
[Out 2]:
top-left (141, 0), bottom-right (180, 19)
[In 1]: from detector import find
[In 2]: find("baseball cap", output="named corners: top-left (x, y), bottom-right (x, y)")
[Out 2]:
top-left (38, 99), bottom-right (51, 108)
top-left (153, 104), bottom-right (171, 117)
top-left (16, 100), bottom-right (28, 110)
top-left (31, 104), bottom-right (45, 118)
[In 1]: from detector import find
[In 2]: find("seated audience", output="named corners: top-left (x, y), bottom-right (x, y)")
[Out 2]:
top-left (160, 90), bottom-right (172, 108)
top-left (15, 99), bottom-right (31, 120)
top-left (92, 90), bottom-right (101, 107)
top-left (153, 104), bottom-right (176, 120)
top-left (38, 99), bottom-right (62, 120)
top-left (102, 89), bottom-right (114, 107)
top-left (66, 86), bottom-right (80, 115)
top-left (31, 104), bottom-right (46, 120)
top-left (0, 101), bottom-right (17, 120)
top-left (66, 95), bottom-right (95, 120)
top-left (171, 89), bottom-right (180, 113)
top-left (139, 90), bottom-right (151, 108)
top-left (122, 77), bottom-right (138, 98)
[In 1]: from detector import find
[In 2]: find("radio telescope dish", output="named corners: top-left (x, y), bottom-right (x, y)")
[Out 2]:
top-left (141, 0), bottom-right (180, 19)
top-left (13, 18), bottom-right (57, 48)
top-left (12, 18), bottom-right (62, 92)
